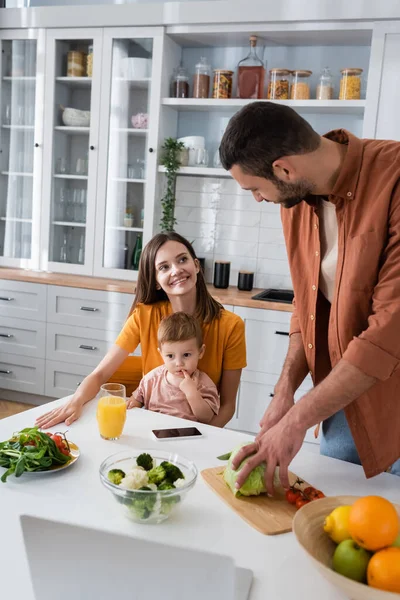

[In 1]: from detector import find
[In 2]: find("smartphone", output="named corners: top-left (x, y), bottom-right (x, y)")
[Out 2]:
top-left (151, 427), bottom-right (203, 441)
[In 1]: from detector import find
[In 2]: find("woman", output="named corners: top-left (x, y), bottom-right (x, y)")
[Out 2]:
top-left (36, 232), bottom-right (246, 429)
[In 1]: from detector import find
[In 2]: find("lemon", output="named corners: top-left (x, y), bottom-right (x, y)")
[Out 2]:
top-left (324, 505), bottom-right (352, 544)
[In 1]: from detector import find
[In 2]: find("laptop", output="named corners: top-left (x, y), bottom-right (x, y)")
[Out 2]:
top-left (20, 514), bottom-right (253, 600)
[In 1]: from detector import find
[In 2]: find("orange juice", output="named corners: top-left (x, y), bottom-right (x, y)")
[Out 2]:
top-left (97, 396), bottom-right (127, 440)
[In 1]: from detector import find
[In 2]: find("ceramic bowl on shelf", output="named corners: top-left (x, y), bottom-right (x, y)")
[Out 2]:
top-left (131, 113), bottom-right (148, 129)
top-left (99, 449), bottom-right (198, 524)
top-left (292, 495), bottom-right (400, 600)
top-left (61, 107), bottom-right (91, 127)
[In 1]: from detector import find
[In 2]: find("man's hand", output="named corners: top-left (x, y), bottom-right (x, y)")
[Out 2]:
top-left (231, 415), bottom-right (306, 495)
top-left (257, 388), bottom-right (294, 440)
top-left (179, 370), bottom-right (199, 397)
top-left (35, 398), bottom-right (84, 429)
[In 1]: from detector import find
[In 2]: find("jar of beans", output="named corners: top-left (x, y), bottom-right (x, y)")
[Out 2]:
top-left (267, 69), bottom-right (291, 100)
top-left (290, 70), bottom-right (312, 99)
top-left (339, 68), bottom-right (363, 100)
top-left (212, 69), bottom-right (233, 99)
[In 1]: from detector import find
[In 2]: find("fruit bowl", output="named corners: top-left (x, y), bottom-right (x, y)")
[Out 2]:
top-left (292, 495), bottom-right (400, 599)
top-left (99, 450), bottom-right (198, 524)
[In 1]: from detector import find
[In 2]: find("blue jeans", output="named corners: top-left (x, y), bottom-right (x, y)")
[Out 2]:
top-left (320, 409), bottom-right (400, 476)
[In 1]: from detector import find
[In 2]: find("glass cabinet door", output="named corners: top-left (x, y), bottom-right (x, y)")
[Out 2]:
top-left (0, 32), bottom-right (44, 268)
top-left (94, 29), bottom-right (162, 279)
top-left (41, 29), bottom-right (102, 274)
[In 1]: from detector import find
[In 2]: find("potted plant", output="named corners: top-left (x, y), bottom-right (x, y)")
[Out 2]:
top-left (159, 137), bottom-right (185, 232)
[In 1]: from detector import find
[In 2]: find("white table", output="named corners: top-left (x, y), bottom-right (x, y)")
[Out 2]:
top-left (1, 398), bottom-right (399, 600)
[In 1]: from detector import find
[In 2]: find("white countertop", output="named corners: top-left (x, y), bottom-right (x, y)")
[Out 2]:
top-left (1, 398), bottom-right (399, 600)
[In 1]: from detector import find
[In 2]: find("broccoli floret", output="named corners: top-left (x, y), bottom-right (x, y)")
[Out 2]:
top-left (160, 494), bottom-right (180, 515)
top-left (160, 461), bottom-right (184, 483)
top-left (158, 481), bottom-right (175, 491)
top-left (147, 465), bottom-right (167, 485)
top-left (136, 453), bottom-right (154, 471)
top-left (129, 487), bottom-right (157, 520)
top-left (107, 468), bottom-right (126, 485)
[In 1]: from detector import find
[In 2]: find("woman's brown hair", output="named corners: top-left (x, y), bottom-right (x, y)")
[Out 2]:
top-left (129, 232), bottom-right (222, 323)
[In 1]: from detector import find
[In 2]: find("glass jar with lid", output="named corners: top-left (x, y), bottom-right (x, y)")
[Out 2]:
top-left (290, 70), bottom-right (312, 99)
top-left (316, 67), bottom-right (334, 100)
top-left (212, 69), bottom-right (234, 99)
top-left (339, 68), bottom-right (363, 100)
top-left (86, 45), bottom-right (93, 77)
top-left (193, 56), bottom-right (211, 99)
top-left (267, 69), bottom-right (291, 100)
top-left (171, 65), bottom-right (190, 98)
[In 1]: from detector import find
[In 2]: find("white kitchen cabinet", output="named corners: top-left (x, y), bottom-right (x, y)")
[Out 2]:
top-left (0, 316), bottom-right (46, 358)
top-left (45, 358), bottom-right (93, 398)
top-left (0, 352), bottom-right (45, 394)
top-left (0, 279), bottom-right (47, 321)
top-left (47, 284), bottom-right (132, 330)
top-left (0, 29), bottom-right (45, 270)
top-left (46, 322), bottom-right (120, 367)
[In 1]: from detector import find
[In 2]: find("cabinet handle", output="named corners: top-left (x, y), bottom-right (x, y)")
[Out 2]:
top-left (35, 143), bottom-right (39, 148)
top-left (275, 330), bottom-right (289, 336)
top-left (80, 306), bottom-right (99, 312)
top-left (79, 344), bottom-right (98, 351)
top-left (0, 333), bottom-right (13, 338)
top-left (77, 382), bottom-right (81, 386)
top-left (90, 145), bottom-right (94, 150)
top-left (0, 297), bottom-right (14, 301)
top-left (269, 393), bottom-right (274, 397)
top-left (0, 369), bottom-right (12, 374)
top-left (148, 148), bottom-right (154, 153)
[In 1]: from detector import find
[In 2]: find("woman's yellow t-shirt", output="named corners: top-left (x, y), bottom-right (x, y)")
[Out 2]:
top-left (115, 301), bottom-right (246, 388)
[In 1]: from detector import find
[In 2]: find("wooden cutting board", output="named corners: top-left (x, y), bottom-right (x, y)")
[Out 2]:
top-left (201, 466), bottom-right (313, 535)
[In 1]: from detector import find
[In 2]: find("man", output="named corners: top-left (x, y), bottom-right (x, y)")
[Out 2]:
top-left (219, 101), bottom-right (400, 494)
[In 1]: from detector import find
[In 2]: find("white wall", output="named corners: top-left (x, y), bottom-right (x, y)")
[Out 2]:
top-left (174, 175), bottom-right (292, 290)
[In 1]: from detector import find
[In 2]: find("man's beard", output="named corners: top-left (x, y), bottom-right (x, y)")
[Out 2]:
top-left (272, 176), bottom-right (315, 209)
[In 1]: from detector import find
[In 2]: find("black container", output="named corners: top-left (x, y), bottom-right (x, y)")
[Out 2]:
top-left (213, 261), bottom-right (230, 289)
top-left (237, 271), bottom-right (254, 292)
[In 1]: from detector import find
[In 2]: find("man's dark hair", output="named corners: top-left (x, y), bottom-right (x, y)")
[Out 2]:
top-left (219, 101), bottom-right (321, 179)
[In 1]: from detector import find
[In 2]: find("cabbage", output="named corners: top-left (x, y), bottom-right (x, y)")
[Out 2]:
top-left (223, 443), bottom-right (280, 497)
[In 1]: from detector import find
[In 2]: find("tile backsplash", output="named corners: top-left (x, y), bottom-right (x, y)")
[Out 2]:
top-left (174, 176), bottom-right (293, 290)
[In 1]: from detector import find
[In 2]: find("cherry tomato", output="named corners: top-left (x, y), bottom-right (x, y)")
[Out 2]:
top-left (296, 497), bottom-right (311, 509)
top-left (315, 491), bottom-right (325, 499)
top-left (51, 434), bottom-right (63, 445)
top-left (285, 489), bottom-right (301, 505)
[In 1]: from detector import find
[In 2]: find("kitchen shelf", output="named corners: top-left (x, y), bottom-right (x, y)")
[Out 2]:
top-left (1, 171), bottom-right (33, 177)
top-left (113, 177), bottom-right (146, 183)
top-left (161, 98), bottom-right (367, 115)
top-left (53, 174), bottom-right (88, 180)
top-left (114, 77), bottom-right (150, 89)
top-left (112, 128), bottom-right (148, 135)
top-left (108, 226), bottom-right (144, 232)
top-left (52, 221), bottom-right (86, 227)
top-left (54, 126), bottom-right (90, 134)
top-left (2, 125), bottom-right (34, 130)
top-left (2, 76), bottom-right (36, 82)
top-left (0, 217), bottom-right (32, 222)
top-left (56, 77), bottom-right (92, 87)
top-left (158, 165), bottom-right (230, 177)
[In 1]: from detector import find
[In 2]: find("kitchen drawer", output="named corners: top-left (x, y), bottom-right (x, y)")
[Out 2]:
top-left (0, 353), bottom-right (45, 394)
top-left (0, 316), bottom-right (46, 359)
top-left (0, 280), bottom-right (46, 322)
top-left (45, 359), bottom-right (93, 398)
top-left (47, 285), bottom-right (132, 330)
top-left (46, 323), bottom-right (119, 367)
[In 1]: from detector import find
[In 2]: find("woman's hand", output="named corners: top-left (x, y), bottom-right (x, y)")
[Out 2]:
top-left (35, 397), bottom-right (84, 429)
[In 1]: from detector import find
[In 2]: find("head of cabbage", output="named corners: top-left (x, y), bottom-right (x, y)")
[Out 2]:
top-left (223, 442), bottom-right (280, 497)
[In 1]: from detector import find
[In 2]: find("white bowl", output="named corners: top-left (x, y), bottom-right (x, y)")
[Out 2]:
top-left (178, 136), bottom-right (205, 148)
top-left (62, 107), bottom-right (90, 127)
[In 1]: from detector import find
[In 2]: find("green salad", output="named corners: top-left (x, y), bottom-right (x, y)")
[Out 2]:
top-left (0, 427), bottom-right (72, 482)
top-left (107, 452), bottom-right (186, 519)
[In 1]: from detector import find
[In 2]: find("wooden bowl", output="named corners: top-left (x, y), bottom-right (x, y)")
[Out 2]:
top-left (292, 495), bottom-right (400, 600)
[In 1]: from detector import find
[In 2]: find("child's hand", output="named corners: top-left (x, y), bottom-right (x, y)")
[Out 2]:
top-left (126, 393), bottom-right (143, 409)
top-left (179, 370), bottom-right (199, 396)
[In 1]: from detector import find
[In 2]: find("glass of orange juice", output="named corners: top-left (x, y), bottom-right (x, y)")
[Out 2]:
top-left (97, 383), bottom-right (127, 440)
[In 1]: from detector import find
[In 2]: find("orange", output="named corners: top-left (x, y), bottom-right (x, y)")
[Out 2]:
top-left (367, 547), bottom-right (400, 593)
top-left (348, 495), bottom-right (399, 551)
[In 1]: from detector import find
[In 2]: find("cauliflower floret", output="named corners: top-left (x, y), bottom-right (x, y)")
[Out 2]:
top-left (147, 483), bottom-right (158, 492)
top-left (174, 478), bottom-right (186, 488)
top-left (120, 467), bottom-right (149, 490)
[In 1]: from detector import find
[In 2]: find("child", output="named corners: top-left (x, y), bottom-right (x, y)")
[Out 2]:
top-left (128, 312), bottom-right (219, 424)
